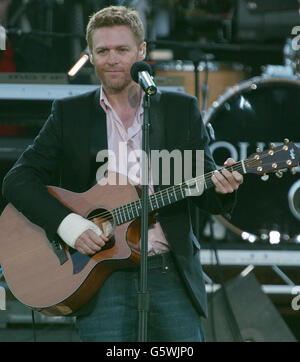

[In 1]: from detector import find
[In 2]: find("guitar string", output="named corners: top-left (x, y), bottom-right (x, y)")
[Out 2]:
top-left (86, 147), bottom-right (290, 223)
top-left (87, 157), bottom-right (280, 224)
top-left (86, 162), bottom-right (245, 223)
top-left (87, 155), bottom-right (285, 224)
top-left (94, 147), bottom-right (285, 224)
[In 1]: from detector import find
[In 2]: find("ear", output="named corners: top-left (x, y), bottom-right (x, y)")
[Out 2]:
top-left (139, 42), bottom-right (146, 60)
top-left (89, 53), bottom-right (94, 65)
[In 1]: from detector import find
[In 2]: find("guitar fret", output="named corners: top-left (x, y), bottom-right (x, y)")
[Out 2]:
top-left (167, 189), bottom-right (171, 204)
top-left (196, 180), bottom-right (200, 192)
top-left (241, 160), bottom-right (246, 174)
top-left (115, 209), bottom-right (121, 225)
top-left (149, 195), bottom-right (154, 211)
top-left (180, 185), bottom-right (185, 198)
top-left (125, 206), bottom-right (130, 222)
top-left (154, 193), bottom-right (159, 208)
top-left (130, 202), bottom-right (135, 218)
top-left (113, 210), bottom-right (119, 225)
top-left (160, 191), bottom-right (165, 207)
top-left (134, 201), bottom-right (139, 217)
top-left (119, 207), bottom-right (124, 224)
top-left (173, 188), bottom-right (178, 201)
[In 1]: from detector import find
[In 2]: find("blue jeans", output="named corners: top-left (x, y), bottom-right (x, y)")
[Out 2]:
top-left (76, 252), bottom-right (205, 342)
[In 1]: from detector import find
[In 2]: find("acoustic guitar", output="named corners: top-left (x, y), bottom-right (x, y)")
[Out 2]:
top-left (0, 140), bottom-right (298, 316)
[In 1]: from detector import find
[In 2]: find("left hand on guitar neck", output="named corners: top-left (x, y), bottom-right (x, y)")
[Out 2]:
top-left (212, 158), bottom-right (244, 194)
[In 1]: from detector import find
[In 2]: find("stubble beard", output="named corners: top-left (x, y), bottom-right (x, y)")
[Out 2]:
top-left (96, 68), bottom-right (133, 94)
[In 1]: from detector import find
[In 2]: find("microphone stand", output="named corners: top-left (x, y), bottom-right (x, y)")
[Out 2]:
top-left (138, 92), bottom-right (151, 342)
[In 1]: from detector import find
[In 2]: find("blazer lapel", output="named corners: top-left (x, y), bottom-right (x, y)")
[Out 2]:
top-left (84, 88), bottom-right (108, 188)
top-left (91, 87), bottom-right (108, 153)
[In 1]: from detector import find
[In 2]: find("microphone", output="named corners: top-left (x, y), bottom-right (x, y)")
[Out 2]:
top-left (130, 61), bottom-right (157, 96)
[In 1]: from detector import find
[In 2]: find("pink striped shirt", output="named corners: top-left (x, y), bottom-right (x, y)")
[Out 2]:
top-left (100, 87), bottom-right (169, 256)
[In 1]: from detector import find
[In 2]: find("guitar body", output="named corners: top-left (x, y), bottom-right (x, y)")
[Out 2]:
top-left (0, 173), bottom-right (144, 316)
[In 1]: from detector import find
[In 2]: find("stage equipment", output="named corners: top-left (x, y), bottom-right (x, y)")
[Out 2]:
top-left (68, 50), bottom-right (89, 77)
top-left (235, 0), bottom-right (300, 43)
top-left (203, 76), bottom-right (300, 244)
top-left (203, 272), bottom-right (297, 342)
top-left (154, 60), bottom-right (248, 109)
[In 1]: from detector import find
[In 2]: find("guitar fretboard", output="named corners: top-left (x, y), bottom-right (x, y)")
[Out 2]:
top-left (112, 161), bottom-right (246, 225)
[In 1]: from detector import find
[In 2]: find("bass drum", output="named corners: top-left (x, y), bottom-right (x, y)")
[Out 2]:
top-left (203, 76), bottom-right (300, 244)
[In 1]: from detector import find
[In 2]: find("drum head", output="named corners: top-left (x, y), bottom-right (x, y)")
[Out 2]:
top-left (204, 77), bottom-right (300, 243)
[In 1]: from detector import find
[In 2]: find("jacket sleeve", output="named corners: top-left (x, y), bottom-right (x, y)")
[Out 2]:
top-left (188, 96), bottom-right (236, 215)
top-left (2, 100), bottom-right (73, 240)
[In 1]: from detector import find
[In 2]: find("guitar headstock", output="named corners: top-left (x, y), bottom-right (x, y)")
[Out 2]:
top-left (246, 139), bottom-right (300, 177)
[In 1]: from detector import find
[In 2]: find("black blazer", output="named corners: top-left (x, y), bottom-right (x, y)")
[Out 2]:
top-left (2, 88), bottom-right (235, 317)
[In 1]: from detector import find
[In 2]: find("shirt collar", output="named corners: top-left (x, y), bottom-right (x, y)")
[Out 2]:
top-left (99, 85), bottom-right (145, 123)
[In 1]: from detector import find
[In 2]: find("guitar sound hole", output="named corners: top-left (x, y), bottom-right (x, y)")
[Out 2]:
top-left (87, 208), bottom-right (115, 251)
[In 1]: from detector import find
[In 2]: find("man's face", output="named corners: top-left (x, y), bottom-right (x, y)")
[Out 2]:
top-left (90, 25), bottom-right (146, 93)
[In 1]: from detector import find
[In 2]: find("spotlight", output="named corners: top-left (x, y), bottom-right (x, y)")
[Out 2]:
top-left (269, 231), bottom-right (281, 245)
top-left (241, 231), bottom-right (257, 243)
top-left (68, 54), bottom-right (89, 77)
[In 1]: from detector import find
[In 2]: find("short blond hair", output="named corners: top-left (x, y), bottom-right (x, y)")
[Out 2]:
top-left (86, 6), bottom-right (145, 52)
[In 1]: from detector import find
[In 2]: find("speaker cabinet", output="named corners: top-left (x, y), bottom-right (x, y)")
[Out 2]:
top-left (203, 273), bottom-right (297, 342)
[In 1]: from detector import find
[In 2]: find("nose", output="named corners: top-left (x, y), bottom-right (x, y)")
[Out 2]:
top-left (107, 50), bottom-right (119, 65)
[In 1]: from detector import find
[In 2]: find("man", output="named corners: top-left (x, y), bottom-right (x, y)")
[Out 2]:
top-left (2, 6), bottom-right (243, 342)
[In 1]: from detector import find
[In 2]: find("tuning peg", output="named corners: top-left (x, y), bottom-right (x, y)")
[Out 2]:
top-left (275, 171), bottom-right (283, 178)
top-left (269, 143), bottom-right (275, 149)
top-left (261, 174), bottom-right (269, 181)
top-left (291, 167), bottom-right (297, 175)
top-left (284, 138), bottom-right (289, 144)
top-left (256, 147), bottom-right (261, 153)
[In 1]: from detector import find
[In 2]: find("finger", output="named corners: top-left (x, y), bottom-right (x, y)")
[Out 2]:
top-left (232, 171), bottom-right (243, 184)
top-left (86, 229), bottom-right (106, 247)
top-left (224, 158), bottom-right (236, 167)
top-left (77, 243), bottom-right (97, 255)
top-left (212, 171), bottom-right (233, 193)
top-left (84, 237), bottom-right (103, 253)
top-left (220, 169), bottom-right (239, 190)
top-left (75, 233), bottom-right (102, 254)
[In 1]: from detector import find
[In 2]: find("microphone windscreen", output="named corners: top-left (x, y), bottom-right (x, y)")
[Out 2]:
top-left (130, 61), bottom-right (153, 83)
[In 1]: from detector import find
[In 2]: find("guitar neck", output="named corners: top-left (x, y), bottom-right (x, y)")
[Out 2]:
top-left (112, 160), bottom-right (246, 225)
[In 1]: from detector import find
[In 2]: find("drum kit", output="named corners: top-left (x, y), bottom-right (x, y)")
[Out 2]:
top-left (153, 41), bottom-right (300, 246)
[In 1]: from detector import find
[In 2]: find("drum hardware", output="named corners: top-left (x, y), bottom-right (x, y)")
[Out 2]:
top-left (288, 179), bottom-right (300, 221)
top-left (203, 76), bottom-right (300, 244)
top-left (262, 65), bottom-right (295, 79)
top-left (283, 38), bottom-right (300, 78)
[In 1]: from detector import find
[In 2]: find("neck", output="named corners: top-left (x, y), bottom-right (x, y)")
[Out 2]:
top-left (103, 83), bottom-right (142, 112)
